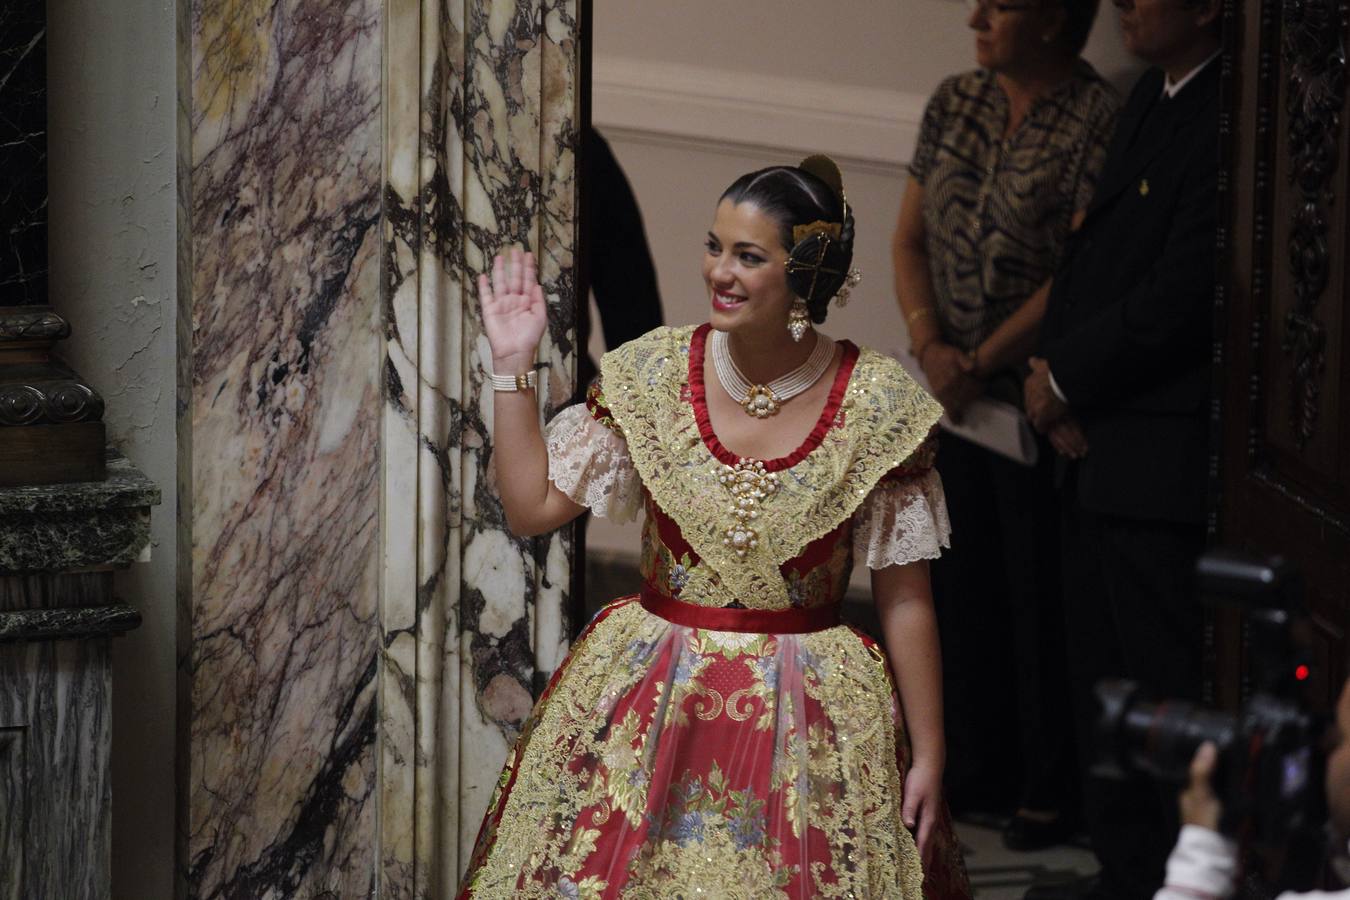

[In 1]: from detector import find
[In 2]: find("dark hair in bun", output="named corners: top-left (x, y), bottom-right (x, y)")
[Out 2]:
top-left (719, 156), bottom-right (855, 324)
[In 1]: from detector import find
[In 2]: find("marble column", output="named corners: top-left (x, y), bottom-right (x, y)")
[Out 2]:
top-left (177, 1), bottom-right (384, 895)
top-left (177, 0), bottom-right (578, 896)
top-left (381, 2), bottom-right (579, 893)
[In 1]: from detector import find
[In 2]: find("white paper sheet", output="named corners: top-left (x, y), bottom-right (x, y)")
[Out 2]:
top-left (893, 348), bottom-right (1039, 467)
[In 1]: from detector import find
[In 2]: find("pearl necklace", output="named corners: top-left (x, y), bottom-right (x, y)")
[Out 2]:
top-left (709, 329), bottom-right (834, 418)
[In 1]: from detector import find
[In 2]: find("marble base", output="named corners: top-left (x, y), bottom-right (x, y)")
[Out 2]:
top-left (0, 637), bottom-right (113, 899)
top-left (0, 572), bottom-right (137, 900)
top-left (0, 603), bottom-right (139, 642)
top-left (0, 451), bottom-right (156, 899)
top-left (0, 451), bottom-right (158, 573)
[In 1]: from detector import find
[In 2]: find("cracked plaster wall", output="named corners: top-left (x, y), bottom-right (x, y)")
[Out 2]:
top-left (46, 0), bottom-right (178, 897)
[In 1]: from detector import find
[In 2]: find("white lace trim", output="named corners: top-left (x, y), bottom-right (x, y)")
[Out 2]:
top-left (851, 469), bottom-right (951, 569)
top-left (544, 403), bottom-right (642, 523)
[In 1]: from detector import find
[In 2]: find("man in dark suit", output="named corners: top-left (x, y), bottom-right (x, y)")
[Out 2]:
top-left (1022, 1), bottom-right (1222, 898)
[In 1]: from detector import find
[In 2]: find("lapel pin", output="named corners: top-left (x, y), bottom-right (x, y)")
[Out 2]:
top-left (1139, 178), bottom-right (1150, 197)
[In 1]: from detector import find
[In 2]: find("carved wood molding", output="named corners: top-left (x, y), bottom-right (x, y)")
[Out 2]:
top-left (0, 307), bottom-right (103, 428)
top-left (0, 307), bottom-right (69, 344)
top-left (1248, 0), bottom-right (1281, 468)
top-left (1280, 0), bottom-right (1347, 448)
top-left (1210, 0), bottom-right (1239, 707)
top-left (1221, 0), bottom-right (1350, 721)
top-left (0, 378), bottom-right (103, 426)
top-left (1247, 0), bottom-right (1350, 534)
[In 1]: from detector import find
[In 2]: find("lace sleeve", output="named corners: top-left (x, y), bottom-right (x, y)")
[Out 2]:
top-left (851, 468), bottom-right (951, 569)
top-left (544, 403), bottom-right (642, 523)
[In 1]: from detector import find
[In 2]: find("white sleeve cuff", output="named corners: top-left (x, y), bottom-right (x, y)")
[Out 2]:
top-left (1154, 825), bottom-right (1239, 900)
top-left (852, 469), bottom-right (951, 568)
top-left (544, 404), bottom-right (642, 523)
top-left (1048, 367), bottom-right (1069, 405)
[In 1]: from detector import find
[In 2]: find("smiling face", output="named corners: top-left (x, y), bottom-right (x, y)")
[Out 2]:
top-left (703, 199), bottom-right (796, 337)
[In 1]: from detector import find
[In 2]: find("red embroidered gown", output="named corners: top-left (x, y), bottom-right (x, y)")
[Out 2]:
top-left (458, 325), bottom-right (971, 899)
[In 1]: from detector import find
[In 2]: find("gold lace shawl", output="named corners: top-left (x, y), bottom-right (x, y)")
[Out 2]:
top-left (599, 325), bottom-right (943, 610)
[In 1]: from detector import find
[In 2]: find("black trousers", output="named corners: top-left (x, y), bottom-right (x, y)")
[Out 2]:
top-left (931, 433), bottom-right (1073, 814)
top-left (1060, 480), bottom-right (1206, 900)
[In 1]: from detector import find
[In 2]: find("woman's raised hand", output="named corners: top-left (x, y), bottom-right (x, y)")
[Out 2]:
top-left (479, 247), bottom-right (547, 370)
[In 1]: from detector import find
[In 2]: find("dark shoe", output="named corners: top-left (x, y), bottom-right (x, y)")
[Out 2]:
top-left (1002, 811), bottom-right (1075, 852)
top-left (1022, 874), bottom-right (1106, 900)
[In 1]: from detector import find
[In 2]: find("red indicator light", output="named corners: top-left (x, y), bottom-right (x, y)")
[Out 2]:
top-left (1295, 664), bottom-right (1310, 681)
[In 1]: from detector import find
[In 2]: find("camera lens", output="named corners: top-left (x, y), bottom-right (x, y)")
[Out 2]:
top-left (1094, 679), bottom-right (1237, 783)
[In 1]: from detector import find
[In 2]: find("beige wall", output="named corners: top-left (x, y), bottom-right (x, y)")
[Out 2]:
top-left (47, 0), bottom-right (178, 896)
top-left (595, 1), bottom-right (971, 93)
top-left (586, 0), bottom-right (1143, 561)
top-left (594, 0), bottom-right (1141, 94)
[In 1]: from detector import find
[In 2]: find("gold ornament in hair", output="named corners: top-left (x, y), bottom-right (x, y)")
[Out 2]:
top-left (792, 220), bottom-right (843, 244)
top-left (784, 233), bottom-right (846, 303)
top-left (835, 267), bottom-right (863, 307)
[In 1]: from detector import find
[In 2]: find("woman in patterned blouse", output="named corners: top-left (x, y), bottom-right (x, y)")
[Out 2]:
top-left (891, 0), bottom-right (1120, 853)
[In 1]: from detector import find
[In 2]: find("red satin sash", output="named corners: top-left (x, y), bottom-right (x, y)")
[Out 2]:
top-left (639, 585), bottom-right (840, 634)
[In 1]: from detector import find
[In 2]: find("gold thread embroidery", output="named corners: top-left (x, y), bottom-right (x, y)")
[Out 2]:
top-left (465, 605), bottom-right (927, 898)
top-left (692, 688), bottom-right (725, 721)
top-left (463, 328), bottom-right (943, 899)
top-left (599, 326), bottom-right (943, 610)
top-left (725, 688), bottom-right (755, 723)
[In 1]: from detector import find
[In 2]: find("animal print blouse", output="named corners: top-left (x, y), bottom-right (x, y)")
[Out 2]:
top-left (910, 63), bottom-right (1118, 354)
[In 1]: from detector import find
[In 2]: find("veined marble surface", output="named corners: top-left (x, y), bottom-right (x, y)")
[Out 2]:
top-left (380, 0), bottom-right (578, 894)
top-left (0, 452), bottom-right (157, 515)
top-left (1, 574), bottom-right (127, 899)
top-left (0, 638), bottom-right (114, 898)
top-left (0, 572), bottom-right (109, 612)
top-left (180, 0), bottom-right (383, 896)
top-left (0, 453), bottom-right (158, 574)
top-left (0, 602), bottom-right (139, 642)
top-left (177, 0), bottom-right (577, 895)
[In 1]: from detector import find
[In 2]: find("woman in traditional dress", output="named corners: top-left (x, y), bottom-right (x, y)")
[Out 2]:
top-left (458, 156), bottom-right (970, 899)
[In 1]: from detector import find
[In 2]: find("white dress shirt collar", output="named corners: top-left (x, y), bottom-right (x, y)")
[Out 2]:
top-left (1163, 49), bottom-right (1222, 99)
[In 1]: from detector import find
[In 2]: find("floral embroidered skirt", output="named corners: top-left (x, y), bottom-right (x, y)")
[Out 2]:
top-left (457, 594), bottom-right (971, 899)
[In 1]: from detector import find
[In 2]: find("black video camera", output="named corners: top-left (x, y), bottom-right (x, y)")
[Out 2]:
top-left (1093, 551), bottom-right (1328, 881)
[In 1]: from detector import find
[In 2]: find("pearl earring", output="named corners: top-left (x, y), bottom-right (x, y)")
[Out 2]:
top-left (787, 299), bottom-right (811, 342)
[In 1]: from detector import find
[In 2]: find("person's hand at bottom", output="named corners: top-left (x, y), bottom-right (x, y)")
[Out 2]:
top-left (1024, 357), bottom-right (1069, 432)
top-left (1048, 418), bottom-right (1089, 459)
top-left (1179, 741), bottom-right (1222, 832)
top-left (903, 762), bottom-right (943, 869)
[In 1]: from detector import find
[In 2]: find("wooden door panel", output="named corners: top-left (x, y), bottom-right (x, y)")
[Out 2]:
top-left (1218, 0), bottom-right (1350, 711)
